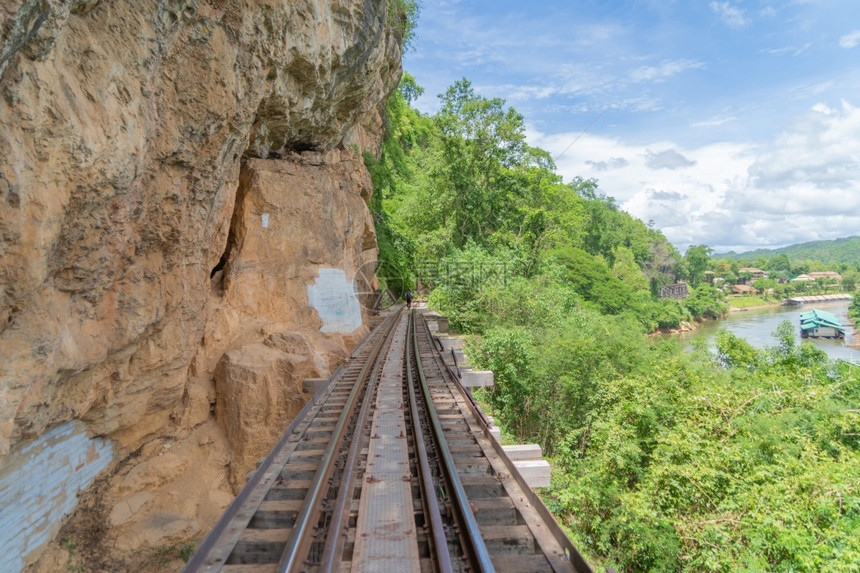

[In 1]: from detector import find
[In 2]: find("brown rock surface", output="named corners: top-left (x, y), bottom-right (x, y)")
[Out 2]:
top-left (221, 153), bottom-right (379, 328)
top-left (214, 340), bottom-right (318, 488)
top-left (0, 0), bottom-right (401, 569)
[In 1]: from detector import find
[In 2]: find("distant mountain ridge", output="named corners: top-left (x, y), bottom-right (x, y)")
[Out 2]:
top-left (717, 236), bottom-right (860, 265)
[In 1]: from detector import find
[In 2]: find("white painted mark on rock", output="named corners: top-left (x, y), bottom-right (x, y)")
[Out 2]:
top-left (307, 268), bottom-right (363, 333)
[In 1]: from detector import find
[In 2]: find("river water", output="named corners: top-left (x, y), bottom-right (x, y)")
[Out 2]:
top-left (669, 300), bottom-right (860, 362)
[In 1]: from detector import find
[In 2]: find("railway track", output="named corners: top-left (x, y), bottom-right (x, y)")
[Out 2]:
top-left (184, 308), bottom-right (591, 572)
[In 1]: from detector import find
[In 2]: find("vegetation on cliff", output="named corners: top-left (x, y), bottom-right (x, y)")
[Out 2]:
top-left (389, 0), bottom-right (422, 49)
top-left (370, 76), bottom-right (860, 571)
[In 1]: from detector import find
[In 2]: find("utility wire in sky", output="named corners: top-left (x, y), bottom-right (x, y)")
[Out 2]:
top-left (553, 108), bottom-right (606, 162)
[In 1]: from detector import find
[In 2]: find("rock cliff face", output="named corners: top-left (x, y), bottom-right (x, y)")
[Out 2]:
top-left (0, 0), bottom-right (401, 568)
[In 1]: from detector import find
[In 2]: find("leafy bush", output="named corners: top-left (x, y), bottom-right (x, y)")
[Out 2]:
top-left (548, 333), bottom-right (860, 572)
top-left (849, 296), bottom-right (860, 322)
top-left (684, 285), bottom-right (729, 320)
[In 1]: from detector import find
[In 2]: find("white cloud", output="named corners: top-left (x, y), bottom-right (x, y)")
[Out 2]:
top-left (691, 115), bottom-right (737, 128)
top-left (839, 30), bottom-right (860, 49)
top-left (763, 43), bottom-right (811, 57)
top-left (586, 157), bottom-right (629, 171)
top-left (497, 84), bottom-right (560, 101)
top-left (527, 100), bottom-right (860, 251)
top-left (630, 59), bottom-right (706, 83)
top-left (788, 80), bottom-right (835, 100)
top-left (747, 100), bottom-right (860, 196)
top-left (644, 149), bottom-right (697, 170)
top-left (710, 1), bottom-right (748, 28)
top-left (650, 190), bottom-right (685, 201)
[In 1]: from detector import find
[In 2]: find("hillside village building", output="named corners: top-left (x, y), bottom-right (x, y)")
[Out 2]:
top-left (809, 271), bottom-right (842, 280)
top-left (792, 272), bottom-right (843, 282)
top-left (738, 268), bottom-right (767, 279)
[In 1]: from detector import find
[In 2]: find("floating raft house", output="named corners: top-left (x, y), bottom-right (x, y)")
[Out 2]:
top-left (799, 308), bottom-right (845, 339)
top-left (785, 294), bottom-right (853, 305)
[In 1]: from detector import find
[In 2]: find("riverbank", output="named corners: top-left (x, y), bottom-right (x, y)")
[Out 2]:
top-left (653, 321), bottom-right (698, 336)
top-left (726, 292), bottom-right (853, 313)
top-left (728, 302), bottom-right (781, 312)
top-left (726, 295), bottom-right (782, 312)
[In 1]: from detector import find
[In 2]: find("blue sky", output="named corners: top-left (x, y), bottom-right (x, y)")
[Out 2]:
top-left (403, 1), bottom-right (860, 253)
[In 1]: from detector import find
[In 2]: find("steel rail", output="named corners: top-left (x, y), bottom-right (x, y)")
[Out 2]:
top-left (406, 312), bottom-right (455, 573)
top-left (276, 308), bottom-right (402, 572)
top-left (182, 370), bottom-right (330, 573)
top-left (316, 316), bottom-right (396, 571)
top-left (182, 361), bottom-right (357, 573)
top-left (411, 310), bottom-right (496, 573)
top-left (432, 334), bottom-right (445, 352)
top-left (183, 311), bottom-right (395, 573)
top-left (419, 316), bottom-right (592, 573)
top-left (428, 330), bottom-right (492, 430)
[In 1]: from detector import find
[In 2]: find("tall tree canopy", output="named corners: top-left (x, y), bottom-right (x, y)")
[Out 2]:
top-left (365, 75), bottom-right (859, 572)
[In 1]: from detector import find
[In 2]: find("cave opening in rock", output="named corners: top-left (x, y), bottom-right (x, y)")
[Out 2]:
top-left (265, 141), bottom-right (318, 158)
top-left (210, 253), bottom-right (227, 279)
top-left (210, 228), bottom-right (236, 287)
top-left (285, 142), bottom-right (317, 153)
top-left (210, 177), bottom-right (247, 291)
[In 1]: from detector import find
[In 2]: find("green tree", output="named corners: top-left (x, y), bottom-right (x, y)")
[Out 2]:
top-left (752, 277), bottom-right (777, 298)
top-left (767, 253), bottom-right (791, 272)
top-left (365, 73), bottom-right (432, 293)
top-left (433, 78), bottom-right (549, 249)
top-left (684, 244), bottom-right (713, 287)
top-left (612, 245), bottom-right (649, 292)
top-left (574, 178), bottom-right (667, 270)
top-left (849, 295), bottom-right (860, 321)
top-left (683, 284), bottom-right (727, 320)
top-left (792, 262), bottom-right (810, 276)
top-left (550, 246), bottom-right (635, 316)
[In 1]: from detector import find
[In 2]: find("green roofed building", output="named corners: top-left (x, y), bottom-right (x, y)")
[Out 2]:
top-left (799, 308), bottom-right (845, 339)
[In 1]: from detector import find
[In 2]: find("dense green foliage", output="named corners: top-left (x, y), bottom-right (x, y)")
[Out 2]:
top-left (473, 293), bottom-right (860, 571)
top-left (369, 75), bottom-right (859, 571)
top-left (368, 77), bottom-right (720, 329)
top-left (548, 330), bottom-right (860, 572)
top-left (684, 244), bottom-right (713, 287)
top-left (850, 296), bottom-right (860, 323)
top-left (717, 236), bottom-right (860, 274)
